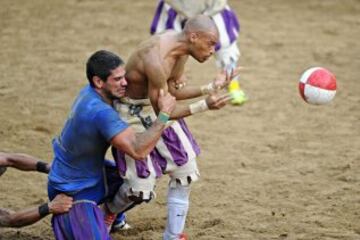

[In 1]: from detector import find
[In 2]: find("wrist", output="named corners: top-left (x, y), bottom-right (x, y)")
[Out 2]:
top-left (36, 161), bottom-right (49, 174)
top-left (189, 99), bottom-right (209, 114)
top-left (157, 111), bottom-right (170, 124)
top-left (200, 82), bottom-right (216, 95)
top-left (38, 203), bottom-right (50, 217)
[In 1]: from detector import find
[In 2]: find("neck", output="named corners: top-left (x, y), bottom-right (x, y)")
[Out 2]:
top-left (168, 32), bottom-right (189, 58)
top-left (94, 88), bottom-right (112, 105)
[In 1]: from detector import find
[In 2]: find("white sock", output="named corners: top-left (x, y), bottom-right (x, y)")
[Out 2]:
top-left (163, 185), bottom-right (191, 240)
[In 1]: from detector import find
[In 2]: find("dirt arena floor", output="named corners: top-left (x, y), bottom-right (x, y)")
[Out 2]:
top-left (1, 0), bottom-right (359, 239)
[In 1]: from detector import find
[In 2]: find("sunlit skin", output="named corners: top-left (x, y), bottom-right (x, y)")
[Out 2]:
top-left (123, 15), bottom-right (236, 120)
top-left (189, 31), bottom-right (218, 63)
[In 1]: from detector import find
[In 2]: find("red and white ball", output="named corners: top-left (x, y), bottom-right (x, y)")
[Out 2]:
top-left (299, 67), bottom-right (337, 105)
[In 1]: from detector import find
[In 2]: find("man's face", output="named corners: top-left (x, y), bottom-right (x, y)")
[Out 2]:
top-left (102, 66), bottom-right (127, 100)
top-left (190, 31), bottom-right (219, 63)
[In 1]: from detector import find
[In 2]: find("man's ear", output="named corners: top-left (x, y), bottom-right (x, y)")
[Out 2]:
top-left (93, 76), bottom-right (104, 89)
top-left (189, 32), bottom-right (198, 43)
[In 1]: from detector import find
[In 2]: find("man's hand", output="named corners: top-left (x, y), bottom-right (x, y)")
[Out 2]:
top-left (157, 89), bottom-right (176, 115)
top-left (205, 93), bottom-right (232, 110)
top-left (213, 66), bottom-right (243, 90)
top-left (48, 194), bottom-right (73, 215)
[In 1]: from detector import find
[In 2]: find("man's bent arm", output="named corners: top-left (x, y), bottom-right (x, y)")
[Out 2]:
top-left (145, 62), bottom-right (196, 120)
top-left (111, 119), bottom-right (167, 160)
top-left (145, 57), bottom-right (220, 120)
top-left (0, 206), bottom-right (44, 228)
top-left (111, 89), bottom-right (176, 160)
top-left (0, 194), bottom-right (73, 228)
top-left (168, 74), bottom-right (204, 100)
top-left (0, 152), bottom-right (50, 173)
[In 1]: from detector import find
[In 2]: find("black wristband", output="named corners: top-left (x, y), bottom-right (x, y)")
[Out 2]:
top-left (36, 161), bottom-right (49, 174)
top-left (38, 203), bottom-right (50, 217)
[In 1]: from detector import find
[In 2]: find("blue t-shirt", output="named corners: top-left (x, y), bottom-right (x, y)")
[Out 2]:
top-left (48, 85), bottom-right (128, 194)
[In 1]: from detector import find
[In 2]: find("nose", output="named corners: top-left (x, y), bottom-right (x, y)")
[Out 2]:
top-left (121, 77), bottom-right (128, 86)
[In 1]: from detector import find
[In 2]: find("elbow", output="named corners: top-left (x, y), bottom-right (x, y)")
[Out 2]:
top-left (6, 158), bottom-right (15, 167)
top-left (0, 154), bottom-right (12, 167)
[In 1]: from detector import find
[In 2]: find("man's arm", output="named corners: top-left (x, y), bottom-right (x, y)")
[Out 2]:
top-left (111, 90), bottom-right (176, 160)
top-left (0, 152), bottom-right (50, 173)
top-left (145, 57), bottom-right (233, 120)
top-left (168, 68), bottom-right (240, 101)
top-left (145, 59), bottom-right (193, 119)
top-left (0, 194), bottom-right (73, 228)
top-left (168, 75), bottom-right (203, 100)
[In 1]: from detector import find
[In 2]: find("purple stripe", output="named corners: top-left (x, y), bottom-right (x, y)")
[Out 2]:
top-left (112, 147), bottom-right (127, 176)
top-left (177, 118), bottom-right (200, 155)
top-left (135, 158), bottom-right (151, 178)
top-left (52, 202), bottom-right (110, 240)
top-left (221, 9), bottom-right (237, 44)
top-left (215, 42), bottom-right (221, 51)
top-left (150, 149), bottom-right (165, 177)
top-left (166, 8), bottom-right (178, 30)
top-left (150, 0), bottom-right (165, 34)
top-left (230, 10), bottom-right (240, 32)
top-left (113, 146), bottom-right (162, 178)
top-left (113, 147), bottom-right (150, 178)
top-left (160, 121), bottom-right (188, 166)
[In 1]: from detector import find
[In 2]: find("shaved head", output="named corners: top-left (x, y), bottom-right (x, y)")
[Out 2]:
top-left (182, 15), bottom-right (219, 63)
top-left (183, 15), bottom-right (218, 35)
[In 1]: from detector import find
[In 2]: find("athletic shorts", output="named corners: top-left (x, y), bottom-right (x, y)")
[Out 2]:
top-left (48, 160), bottom-right (123, 240)
top-left (112, 98), bottom-right (200, 199)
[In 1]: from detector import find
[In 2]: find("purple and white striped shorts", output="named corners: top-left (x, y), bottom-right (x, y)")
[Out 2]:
top-left (113, 99), bottom-right (200, 197)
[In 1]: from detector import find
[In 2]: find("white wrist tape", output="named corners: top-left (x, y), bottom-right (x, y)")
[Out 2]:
top-left (189, 99), bottom-right (209, 114)
top-left (200, 82), bottom-right (216, 95)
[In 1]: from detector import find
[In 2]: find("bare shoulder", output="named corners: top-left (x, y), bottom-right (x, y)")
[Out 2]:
top-left (127, 36), bottom-right (161, 70)
top-left (137, 36), bottom-right (168, 78)
top-left (126, 36), bottom-right (160, 75)
top-left (138, 36), bottom-right (162, 66)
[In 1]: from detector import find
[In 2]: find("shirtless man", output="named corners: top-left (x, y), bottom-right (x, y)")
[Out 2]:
top-left (105, 15), bottom-right (238, 239)
top-left (150, 0), bottom-right (247, 105)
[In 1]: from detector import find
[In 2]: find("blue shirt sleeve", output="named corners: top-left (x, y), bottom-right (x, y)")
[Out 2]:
top-left (94, 107), bottom-right (128, 141)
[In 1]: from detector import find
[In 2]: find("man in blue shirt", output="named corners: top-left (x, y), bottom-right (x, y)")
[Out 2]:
top-left (48, 50), bottom-right (176, 240)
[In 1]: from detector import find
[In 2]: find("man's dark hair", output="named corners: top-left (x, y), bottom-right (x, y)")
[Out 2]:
top-left (86, 50), bottom-right (124, 87)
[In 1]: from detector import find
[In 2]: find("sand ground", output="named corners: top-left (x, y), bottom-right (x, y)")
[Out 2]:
top-left (0, 0), bottom-right (359, 239)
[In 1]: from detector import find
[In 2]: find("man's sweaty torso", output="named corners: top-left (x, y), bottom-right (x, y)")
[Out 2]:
top-left (125, 31), bottom-right (188, 102)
